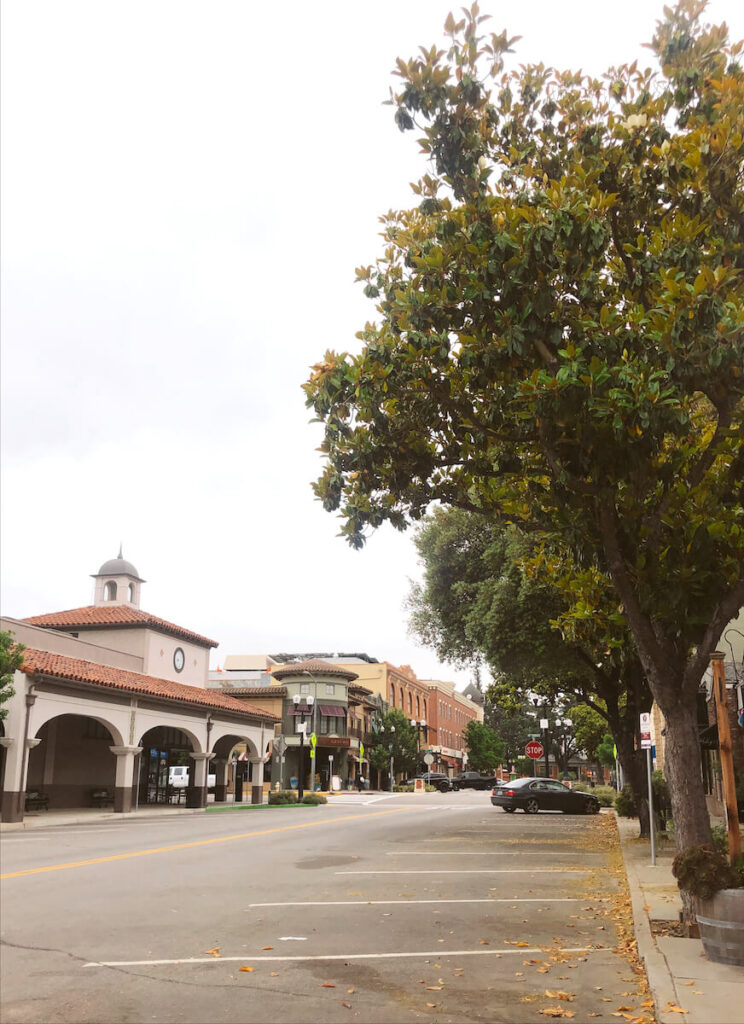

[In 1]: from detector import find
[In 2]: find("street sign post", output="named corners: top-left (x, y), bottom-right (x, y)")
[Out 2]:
top-left (640, 712), bottom-right (655, 866)
top-left (525, 740), bottom-right (544, 760)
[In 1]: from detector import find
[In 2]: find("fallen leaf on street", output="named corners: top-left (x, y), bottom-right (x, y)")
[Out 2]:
top-left (426, 1003), bottom-right (437, 1009)
top-left (342, 1001), bottom-right (352, 1009)
top-left (270, 972), bottom-right (278, 977)
top-left (261, 946), bottom-right (273, 951)
top-left (239, 966), bottom-right (254, 973)
top-left (540, 1008), bottom-right (575, 1018)
top-left (204, 947), bottom-right (220, 957)
top-left (480, 940), bottom-right (490, 945)
top-left (545, 991), bottom-right (574, 1001)
top-left (517, 941), bottom-right (529, 946)
top-left (347, 988), bottom-right (355, 994)
top-left (665, 1004), bottom-right (688, 1014)
top-left (641, 1001), bottom-right (654, 1008)
top-left (537, 967), bottom-right (551, 974)
top-left (321, 983), bottom-right (336, 988)
top-left (426, 986), bottom-right (443, 991)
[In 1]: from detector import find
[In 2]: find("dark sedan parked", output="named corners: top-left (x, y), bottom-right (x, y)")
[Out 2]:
top-left (491, 777), bottom-right (600, 815)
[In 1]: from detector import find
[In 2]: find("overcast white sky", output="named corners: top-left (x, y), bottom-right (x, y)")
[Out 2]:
top-left (2, 1), bottom-right (741, 687)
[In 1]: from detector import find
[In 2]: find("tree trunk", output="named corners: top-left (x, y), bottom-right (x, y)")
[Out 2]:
top-left (658, 691), bottom-right (712, 926)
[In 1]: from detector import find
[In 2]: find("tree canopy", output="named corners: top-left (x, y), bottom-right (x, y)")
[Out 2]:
top-left (462, 719), bottom-right (504, 772)
top-left (0, 630), bottom-right (24, 721)
top-left (305, 2), bottom-right (744, 855)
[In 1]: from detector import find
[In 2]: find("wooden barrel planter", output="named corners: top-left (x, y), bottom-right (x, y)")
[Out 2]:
top-left (695, 889), bottom-right (744, 966)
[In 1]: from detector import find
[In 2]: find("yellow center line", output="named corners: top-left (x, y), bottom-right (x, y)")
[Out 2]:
top-left (0, 807), bottom-right (412, 879)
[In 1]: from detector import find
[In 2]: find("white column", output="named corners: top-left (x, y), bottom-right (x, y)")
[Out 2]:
top-left (188, 752), bottom-right (213, 808)
top-left (109, 746), bottom-right (143, 812)
top-left (249, 757), bottom-right (267, 804)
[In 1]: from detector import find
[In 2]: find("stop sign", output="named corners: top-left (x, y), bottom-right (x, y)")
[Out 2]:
top-left (525, 740), bottom-right (544, 760)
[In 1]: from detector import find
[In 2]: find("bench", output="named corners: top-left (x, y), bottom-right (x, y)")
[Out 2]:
top-left (25, 790), bottom-right (49, 811)
top-left (91, 789), bottom-right (114, 808)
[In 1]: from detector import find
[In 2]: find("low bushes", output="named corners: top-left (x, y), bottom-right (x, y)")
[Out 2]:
top-left (268, 790), bottom-right (298, 805)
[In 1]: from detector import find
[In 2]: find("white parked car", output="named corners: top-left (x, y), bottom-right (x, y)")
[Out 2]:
top-left (168, 766), bottom-right (216, 788)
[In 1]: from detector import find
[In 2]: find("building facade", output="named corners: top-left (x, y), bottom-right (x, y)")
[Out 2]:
top-left (0, 552), bottom-right (277, 821)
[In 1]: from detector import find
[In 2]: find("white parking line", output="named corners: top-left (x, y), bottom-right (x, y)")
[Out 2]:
top-left (384, 851), bottom-right (581, 856)
top-left (336, 869), bottom-right (590, 875)
top-left (247, 897), bottom-right (594, 907)
top-left (84, 946), bottom-right (597, 968)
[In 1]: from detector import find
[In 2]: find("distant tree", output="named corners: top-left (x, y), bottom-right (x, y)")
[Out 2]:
top-left (409, 507), bottom-right (653, 832)
top-left (0, 631), bottom-right (24, 721)
top-left (369, 709), bottom-right (419, 780)
top-left (463, 720), bottom-right (504, 772)
top-left (483, 690), bottom-right (534, 772)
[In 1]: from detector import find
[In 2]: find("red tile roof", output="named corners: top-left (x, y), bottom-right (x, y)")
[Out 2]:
top-left (22, 648), bottom-right (278, 722)
top-left (221, 687), bottom-right (287, 697)
top-left (23, 605), bottom-right (218, 648)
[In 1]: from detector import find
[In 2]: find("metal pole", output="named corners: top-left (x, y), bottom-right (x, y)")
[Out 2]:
top-left (711, 652), bottom-right (742, 864)
top-left (389, 747), bottom-right (394, 792)
top-left (646, 747), bottom-right (656, 867)
top-left (298, 719), bottom-right (305, 803)
top-left (543, 730), bottom-right (549, 779)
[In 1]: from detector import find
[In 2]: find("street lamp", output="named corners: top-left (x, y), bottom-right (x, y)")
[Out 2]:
top-left (293, 693), bottom-right (315, 802)
top-left (410, 718), bottom-right (428, 773)
top-left (388, 725), bottom-right (395, 793)
top-left (539, 717), bottom-right (549, 778)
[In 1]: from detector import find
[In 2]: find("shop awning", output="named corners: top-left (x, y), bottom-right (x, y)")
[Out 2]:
top-left (287, 704), bottom-right (313, 716)
top-left (318, 704), bottom-right (346, 717)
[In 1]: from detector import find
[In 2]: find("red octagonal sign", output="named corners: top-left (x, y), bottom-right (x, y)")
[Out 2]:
top-left (525, 740), bottom-right (544, 760)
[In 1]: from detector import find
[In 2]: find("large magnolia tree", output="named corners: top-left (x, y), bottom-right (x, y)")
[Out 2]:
top-left (304, 1), bottom-right (744, 868)
top-left (407, 508), bottom-right (655, 832)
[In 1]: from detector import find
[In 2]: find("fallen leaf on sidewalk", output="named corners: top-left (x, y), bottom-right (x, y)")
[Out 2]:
top-left (681, 981), bottom-right (694, 986)
top-left (537, 967), bottom-right (551, 974)
top-left (342, 1001), bottom-right (352, 1009)
top-left (204, 947), bottom-right (220, 957)
top-left (426, 1003), bottom-right (437, 1009)
top-left (347, 988), bottom-right (355, 994)
top-left (239, 966), bottom-right (254, 973)
top-left (270, 972), bottom-right (278, 977)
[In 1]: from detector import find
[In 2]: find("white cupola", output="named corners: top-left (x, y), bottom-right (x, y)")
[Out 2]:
top-left (91, 546), bottom-right (145, 607)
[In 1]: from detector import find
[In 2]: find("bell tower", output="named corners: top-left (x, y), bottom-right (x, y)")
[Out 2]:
top-left (91, 546), bottom-right (145, 607)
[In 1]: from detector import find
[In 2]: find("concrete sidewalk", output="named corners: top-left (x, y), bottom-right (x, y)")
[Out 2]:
top-left (616, 814), bottom-right (744, 1024)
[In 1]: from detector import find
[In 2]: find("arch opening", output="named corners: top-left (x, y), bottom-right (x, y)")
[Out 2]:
top-left (27, 714), bottom-right (118, 810)
top-left (137, 726), bottom-right (199, 807)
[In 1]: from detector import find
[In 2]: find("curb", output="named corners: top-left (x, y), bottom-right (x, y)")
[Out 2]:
top-left (614, 813), bottom-right (680, 1022)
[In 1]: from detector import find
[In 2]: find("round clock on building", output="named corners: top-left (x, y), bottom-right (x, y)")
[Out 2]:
top-left (173, 647), bottom-right (185, 673)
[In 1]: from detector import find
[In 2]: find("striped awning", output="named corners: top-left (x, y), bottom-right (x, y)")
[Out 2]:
top-left (287, 703), bottom-right (313, 716)
top-left (319, 704), bottom-right (346, 717)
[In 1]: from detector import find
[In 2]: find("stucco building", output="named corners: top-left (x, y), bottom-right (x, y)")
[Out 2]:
top-left (0, 552), bottom-right (277, 821)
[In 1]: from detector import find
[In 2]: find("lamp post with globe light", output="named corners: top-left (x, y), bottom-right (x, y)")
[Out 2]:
top-left (293, 693), bottom-right (314, 802)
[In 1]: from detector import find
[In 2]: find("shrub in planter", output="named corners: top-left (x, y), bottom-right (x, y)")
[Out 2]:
top-left (302, 793), bottom-right (327, 805)
top-left (268, 790), bottom-right (298, 805)
top-left (672, 843), bottom-right (744, 965)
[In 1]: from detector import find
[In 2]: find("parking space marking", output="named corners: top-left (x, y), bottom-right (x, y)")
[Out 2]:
top-left (84, 946), bottom-right (598, 968)
top-left (384, 851), bottom-right (581, 856)
top-left (247, 897), bottom-right (593, 907)
top-left (336, 868), bottom-right (590, 875)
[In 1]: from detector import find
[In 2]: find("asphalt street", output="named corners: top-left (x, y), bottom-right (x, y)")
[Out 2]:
top-left (0, 792), bottom-right (650, 1023)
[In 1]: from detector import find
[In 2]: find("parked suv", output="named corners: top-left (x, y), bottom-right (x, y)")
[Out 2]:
top-left (453, 771), bottom-right (497, 791)
top-left (410, 772), bottom-right (454, 793)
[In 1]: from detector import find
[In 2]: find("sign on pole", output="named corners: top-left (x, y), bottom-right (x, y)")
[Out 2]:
top-left (525, 740), bottom-right (544, 760)
top-left (423, 752), bottom-right (434, 766)
top-left (639, 712), bottom-right (652, 750)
